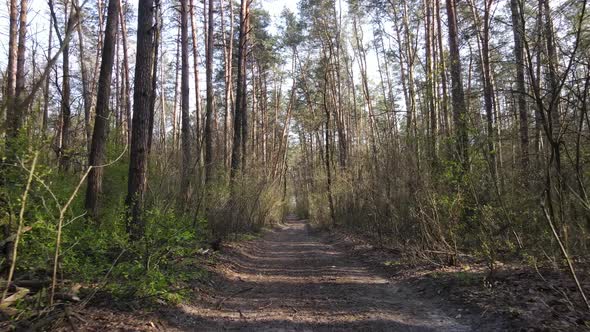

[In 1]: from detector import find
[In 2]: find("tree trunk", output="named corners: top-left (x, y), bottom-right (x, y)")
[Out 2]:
top-left (2, 0), bottom-right (26, 278)
top-left (85, 0), bottom-right (120, 217)
top-left (231, 0), bottom-right (249, 179)
top-left (5, 0), bottom-right (28, 143)
top-left (190, 0), bottom-right (202, 149)
top-left (42, 16), bottom-right (53, 136)
top-left (13, 0), bottom-right (28, 133)
top-left (172, 26), bottom-right (181, 152)
top-left (76, 11), bottom-right (92, 150)
top-left (323, 71), bottom-right (336, 226)
top-left (4, 0), bottom-right (19, 142)
top-left (181, 0), bottom-right (192, 199)
top-left (446, 0), bottom-right (469, 171)
top-left (435, 0), bottom-right (449, 136)
top-left (424, 0), bottom-right (437, 165)
top-left (543, 0), bottom-right (560, 143)
top-left (59, 5), bottom-right (72, 171)
top-left (510, 0), bottom-right (529, 174)
top-left (468, 0), bottom-right (498, 183)
top-left (148, 0), bottom-right (161, 154)
top-left (221, 0), bottom-right (234, 172)
top-left (118, 0), bottom-right (131, 145)
top-left (205, 0), bottom-right (215, 182)
top-left (90, 0), bottom-right (105, 109)
top-left (126, 0), bottom-right (155, 241)
top-left (241, 2), bottom-right (250, 170)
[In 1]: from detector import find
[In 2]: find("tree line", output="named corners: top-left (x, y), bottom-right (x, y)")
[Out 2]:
top-left (0, 0), bottom-right (589, 313)
top-left (0, 0), bottom-right (292, 309)
top-left (288, 0), bottom-right (589, 306)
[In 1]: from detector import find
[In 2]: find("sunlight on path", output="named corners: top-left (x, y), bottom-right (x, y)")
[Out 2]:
top-left (163, 218), bottom-right (471, 331)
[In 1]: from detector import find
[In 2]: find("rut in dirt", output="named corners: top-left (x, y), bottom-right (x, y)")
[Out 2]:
top-left (162, 217), bottom-right (472, 331)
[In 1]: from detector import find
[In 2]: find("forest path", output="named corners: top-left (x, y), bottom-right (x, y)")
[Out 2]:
top-left (161, 217), bottom-right (472, 331)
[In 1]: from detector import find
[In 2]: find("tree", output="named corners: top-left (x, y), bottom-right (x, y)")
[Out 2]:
top-left (76, 5), bottom-right (93, 149)
top-left (509, 0), bottom-right (529, 173)
top-left (118, 0), bottom-right (132, 145)
top-left (13, 0), bottom-right (28, 134)
top-left (220, 0), bottom-right (234, 171)
top-left (85, 0), bottom-right (120, 217)
top-left (204, 0), bottom-right (215, 182)
top-left (189, 0), bottom-right (202, 154)
top-left (55, 3), bottom-right (73, 171)
top-left (125, 0), bottom-right (156, 240)
top-left (424, 0), bottom-right (437, 165)
top-left (148, 0), bottom-right (161, 153)
top-left (2, 0), bottom-right (27, 277)
top-left (445, 0), bottom-right (469, 171)
top-left (231, 0), bottom-right (250, 179)
top-left (4, 0), bottom-right (19, 142)
top-left (180, 0), bottom-right (192, 199)
top-left (42, 15), bottom-right (53, 136)
top-left (467, 0), bottom-right (498, 183)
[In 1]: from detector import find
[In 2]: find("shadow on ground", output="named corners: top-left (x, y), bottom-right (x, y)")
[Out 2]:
top-left (157, 218), bottom-right (471, 331)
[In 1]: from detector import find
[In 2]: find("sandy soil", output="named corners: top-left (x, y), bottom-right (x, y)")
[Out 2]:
top-left (158, 217), bottom-right (473, 331)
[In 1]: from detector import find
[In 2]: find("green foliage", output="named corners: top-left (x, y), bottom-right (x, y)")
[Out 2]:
top-left (0, 140), bottom-right (209, 309)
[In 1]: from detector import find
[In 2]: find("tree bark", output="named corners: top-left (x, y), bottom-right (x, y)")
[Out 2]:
top-left (172, 27), bottom-right (180, 152)
top-left (148, 0), bottom-right (161, 153)
top-left (241, 2), bottom-right (250, 170)
top-left (181, 0), bottom-right (192, 199)
top-left (13, 0), bottom-right (28, 132)
top-left (85, 0), bottom-right (120, 217)
top-left (424, 0), bottom-right (437, 165)
top-left (118, 0), bottom-right (132, 145)
top-left (221, 0), bottom-right (234, 171)
top-left (42, 16), bottom-right (53, 136)
top-left (231, 0), bottom-right (249, 179)
top-left (468, 0), bottom-right (498, 183)
top-left (190, 0), bottom-right (202, 148)
top-left (5, 0), bottom-right (28, 142)
top-left (542, 0), bottom-right (560, 142)
top-left (59, 4), bottom-right (72, 171)
top-left (76, 9), bottom-right (92, 150)
top-left (509, 0), bottom-right (529, 173)
top-left (126, 0), bottom-right (155, 240)
top-left (205, 0), bottom-right (215, 182)
top-left (323, 71), bottom-right (336, 226)
top-left (4, 0), bottom-right (19, 142)
top-left (435, 0), bottom-right (449, 136)
top-left (446, 0), bottom-right (469, 171)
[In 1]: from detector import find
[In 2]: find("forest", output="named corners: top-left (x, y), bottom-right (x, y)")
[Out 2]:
top-left (0, 0), bottom-right (589, 330)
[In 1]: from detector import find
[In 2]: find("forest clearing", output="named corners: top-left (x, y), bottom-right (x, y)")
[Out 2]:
top-left (1, 0), bottom-right (590, 330)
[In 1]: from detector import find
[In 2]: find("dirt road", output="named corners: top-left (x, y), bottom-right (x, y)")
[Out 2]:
top-left (160, 218), bottom-right (472, 331)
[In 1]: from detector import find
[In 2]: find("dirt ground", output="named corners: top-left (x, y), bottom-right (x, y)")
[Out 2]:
top-left (48, 216), bottom-right (589, 331)
top-left (154, 217), bottom-right (473, 331)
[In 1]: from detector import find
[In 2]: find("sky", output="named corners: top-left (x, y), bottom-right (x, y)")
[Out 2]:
top-left (0, 0), bottom-right (380, 110)
top-left (0, 0), bottom-right (299, 67)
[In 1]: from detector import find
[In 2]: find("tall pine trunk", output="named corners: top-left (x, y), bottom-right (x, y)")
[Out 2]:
top-left (205, 0), bottom-right (215, 182)
top-left (59, 5), bottom-right (72, 171)
top-left (180, 0), bottom-right (192, 199)
top-left (510, 0), bottom-right (529, 175)
top-left (446, 0), bottom-right (469, 171)
top-left (126, 0), bottom-right (155, 240)
top-left (231, 0), bottom-right (249, 179)
top-left (4, 0), bottom-right (18, 143)
top-left (85, 0), bottom-right (120, 217)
